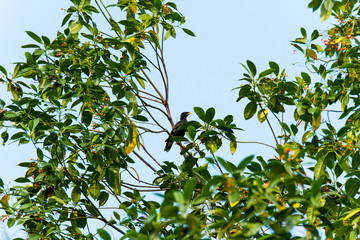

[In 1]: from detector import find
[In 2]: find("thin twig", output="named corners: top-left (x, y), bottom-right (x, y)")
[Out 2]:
top-left (211, 153), bottom-right (224, 174)
top-left (139, 141), bottom-right (162, 167)
top-left (101, 180), bottom-right (122, 204)
top-left (237, 141), bottom-right (275, 149)
top-left (140, 69), bottom-right (165, 100)
top-left (122, 181), bottom-right (161, 189)
top-left (121, 184), bottom-right (168, 192)
top-left (139, 89), bottom-right (163, 101)
top-left (132, 150), bottom-right (158, 172)
top-left (139, 95), bottom-right (163, 104)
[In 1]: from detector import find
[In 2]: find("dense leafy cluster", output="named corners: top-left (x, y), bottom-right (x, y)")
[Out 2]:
top-left (1, 0), bottom-right (360, 239)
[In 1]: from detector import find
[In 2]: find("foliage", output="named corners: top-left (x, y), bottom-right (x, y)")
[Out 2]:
top-left (1, 0), bottom-right (360, 239)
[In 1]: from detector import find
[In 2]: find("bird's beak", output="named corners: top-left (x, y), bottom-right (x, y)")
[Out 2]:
top-left (187, 112), bottom-right (192, 115)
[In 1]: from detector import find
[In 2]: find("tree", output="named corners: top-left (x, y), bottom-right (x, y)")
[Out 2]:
top-left (0, 0), bottom-right (360, 239)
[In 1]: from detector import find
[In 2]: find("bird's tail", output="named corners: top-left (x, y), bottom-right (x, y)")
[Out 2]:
top-left (164, 137), bottom-right (173, 152)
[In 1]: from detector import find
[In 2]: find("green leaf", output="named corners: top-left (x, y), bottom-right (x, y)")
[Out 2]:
top-left (320, 0), bottom-right (334, 21)
top-left (314, 155), bottom-right (326, 178)
top-left (206, 139), bottom-right (218, 153)
top-left (308, 0), bottom-right (322, 11)
top-left (280, 122), bottom-right (291, 134)
top-left (238, 155), bottom-right (254, 171)
top-left (14, 177), bottom-right (31, 183)
top-left (194, 107), bottom-right (206, 122)
top-left (81, 109), bottom-right (93, 127)
top-left (300, 27), bottom-right (307, 39)
top-left (72, 187), bottom-right (81, 205)
top-left (21, 44), bottom-right (40, 49)
top-left (37, 148), bottom-right (43, 161)
top-left (311, 30), bottom-right (320, 41)
top-left (242, 222), bottom-right (261, 237)
top-left (301, 72), bottom-right (311, 85)
top-left (258, 68), bottom-right (274, 79)
top-left (227, 191), bottom-right (240, 207)
top-left (173, 191), bottom-right (184, 204)
top-left (182, 28), bottom-right (196, 37)
top-left (12, 64), bottom-right (21, 79)
top-left (99, 192), bottom-right (109, 207)
top-left (246, 60), bottom-right (257, 77)
top-left (70, 21), bottom-right (83, 34)
top-left (0, 65), bottom-right (7, 76)
top-left (88, 182), bottom-right (101, 199)
top-left (311, 111), bottom-right (322, 131)
top-left (62, 13), bottom-right (73, 27)
top-left (164, 30), bottom-right (171, 40)
top-left (113, 172), bottom-right (122, 195)
top-left (183, 178), bottom-right (196, 201)
top-left (307, 206), bottom-right (316, 224)
top-left (230, 141), bottom-right (236, 155)
top-left (25, 31), bottom-right (43, 44)
top-left (187, 126), bottom-right (196, 140)
top-left (84, 5), bottom-right (99, 13)
top-left (302, 130), bottom-right (312, 144)
top-left (153, 0), bottom-right (162, 10)
top-left (244, 101), bottom-right (257, 120)
top-left (206, 107), bottom-right (215, 122)
top-left (279, 82), bottom-right (297, 94)
top-left (7, 218), bottom-right (15, 228)
top-left (78, 0), bottom-right (90, 12)
top-left (97, 229), bottom-right (111, 240)
top-left (50, 196), bottom-right (66, 205)
top-left (345, 178), bottom-right (360, 198)
top-left (311, 178), bottom-right (322, 197)
top-left (269, 61), bottom-right (279, 75)
top-left (1, 131), bottom-right (9, 145)
top-left (181, 120), bottom-right (202, 129)
top-left (341, 93), bottom-right (349, 112)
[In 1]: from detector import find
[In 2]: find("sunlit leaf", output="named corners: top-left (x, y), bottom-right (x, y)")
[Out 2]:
top-left (125, 128), bottom-right (138, 154)
top-left (230, 140), bottom-right (236, 155)
top-left (70, 21), bottom-right (83, 34)
top-left (257, 109), bottom-right (268, 123)
top-left (306, 48), bottom-right (318, 60)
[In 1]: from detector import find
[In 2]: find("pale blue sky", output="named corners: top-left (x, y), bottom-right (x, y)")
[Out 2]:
top-left (0, 1), bottom-right (329, 238)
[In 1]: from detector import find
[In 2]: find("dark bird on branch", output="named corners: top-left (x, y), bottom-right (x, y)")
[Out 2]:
top-left (164, 112), bottom-right (191, 152)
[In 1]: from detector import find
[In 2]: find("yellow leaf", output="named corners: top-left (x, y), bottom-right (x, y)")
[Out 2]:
top-left (320, 198), bottom-right (326, 207)
top-left (306, 48), bottom-right (318, 60)
top-left (276, 200), bottom-right (287, 212)
top-left (262, 181), bottom-right (270, 188)
top-left (344, 208), bottom-right (360, 222)
top-left (292, 202), bottom-right (300, 208)
top-left (129, 3), bottom-right (138, 13)
top-left (230, 141), bottom-right (236, 155)
top-left (123, 37), bottom-right (140, 51)
top-left (229, 199), bottom-right (240, 207)
top-left (125, 129), bottom-right (137, 154)
top-left (1, 195), bottom-right (9, 207)
top-left (257, 109), bottom-right (268, 123)
top-left (260, 211), bottom-right (270, 218)
top-left (333, 38), bottom-right (342, 44)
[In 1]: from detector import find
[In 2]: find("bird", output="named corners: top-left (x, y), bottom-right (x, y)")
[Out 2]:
top-left (164, 112), bottom-right (192, 152)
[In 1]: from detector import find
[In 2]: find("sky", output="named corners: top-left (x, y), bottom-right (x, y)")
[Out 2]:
top-left (0, 0), bottom-right (330, 238)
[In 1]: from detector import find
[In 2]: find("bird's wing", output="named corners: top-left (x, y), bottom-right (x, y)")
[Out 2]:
top-left (170, 119), bottom-right (186, 135)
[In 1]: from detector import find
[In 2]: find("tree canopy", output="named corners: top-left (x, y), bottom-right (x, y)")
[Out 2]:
top-left (1, 0), bottom-right (360, 239)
